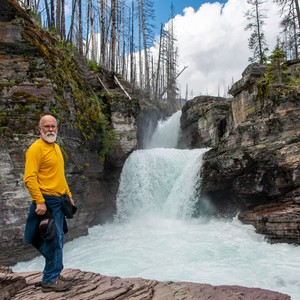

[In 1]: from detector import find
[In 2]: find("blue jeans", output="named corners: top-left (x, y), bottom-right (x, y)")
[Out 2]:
top-left (40, 195), bottom-right (65, 283)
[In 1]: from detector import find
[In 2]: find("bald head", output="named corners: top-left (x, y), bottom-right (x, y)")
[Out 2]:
top-left (39, 115), bottom-right (57, 128)
top-left (39, 115), bottom-right (58, 143)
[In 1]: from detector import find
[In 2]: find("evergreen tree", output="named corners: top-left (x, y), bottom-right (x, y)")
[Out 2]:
top-left (265, 43), bottom-right (290, 85)
top-left (245, 0), bottom-right (269, 64)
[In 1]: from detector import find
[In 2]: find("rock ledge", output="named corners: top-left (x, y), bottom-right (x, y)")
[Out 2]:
top-left (1, 267), bottom-right (291, 300)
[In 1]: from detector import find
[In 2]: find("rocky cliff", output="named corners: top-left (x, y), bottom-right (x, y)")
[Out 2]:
top-left (0, 0), bottom-right (143, 266)
top-left (180, 63), bottom-right (300, 244)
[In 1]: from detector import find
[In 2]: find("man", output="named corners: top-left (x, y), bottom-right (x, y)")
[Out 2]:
top-left (23, 115), bottom-right (74, 292)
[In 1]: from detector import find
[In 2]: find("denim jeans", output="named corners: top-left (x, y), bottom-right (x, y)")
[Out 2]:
top-left (36, 195), bottom-right (65, 283)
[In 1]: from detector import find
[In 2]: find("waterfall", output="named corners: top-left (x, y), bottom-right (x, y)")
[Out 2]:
top-left (115, 148), bottom-right (207, 221)
top-left (146, 110), bottom-right (182, 149)
top-left (13, 110), bottom-right (300, 300)
top-left (116, 110), bottom-right (207, 221)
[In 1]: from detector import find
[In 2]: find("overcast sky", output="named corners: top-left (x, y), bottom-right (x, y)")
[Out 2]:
top-left (152, 0), bottom-right (281, 99)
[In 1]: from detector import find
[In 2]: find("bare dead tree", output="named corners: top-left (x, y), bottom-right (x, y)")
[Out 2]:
top-left (274, 0), bottom-right (299, 58)
top-left (129, 0), bottom-right (136, 85)
top-left (110, 0), bottom-right (117, 72)
top-left (61, 0), bottom-right (65, 38)
top-left (43, 0), bottom-right (51, 28)
top-left (137, 0), bottom-right (155, 95)
top-left (154, 23), bottom-right (164, 100)
top-left (50, 0), bottom-right (54, 29)
top-left (56, 0), bottom-right (61, 34)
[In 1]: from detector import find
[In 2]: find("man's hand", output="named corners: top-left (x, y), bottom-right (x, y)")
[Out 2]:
top-left (70, 198), bottom-right (75, 206)
top-left (35, 203), bottom-right (47, 215)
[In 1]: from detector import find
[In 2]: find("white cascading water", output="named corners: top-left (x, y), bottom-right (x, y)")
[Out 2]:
top-left (13, 111), bottom-right (300, 300)
top-left (115, 148), bottom-right (206, 221)
top-left (145, 110), bottom-right (182, 149)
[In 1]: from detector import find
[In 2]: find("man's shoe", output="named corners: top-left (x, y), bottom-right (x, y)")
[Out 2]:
top-left (59, 275), bottom-right (74, 282)
top-left (41, 278), bottom-right (72, 292)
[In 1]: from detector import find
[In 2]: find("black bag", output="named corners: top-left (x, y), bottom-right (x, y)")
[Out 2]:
top-left (62, 194), bottom-right (77, 219)
top-left (39, 211), bottom-right (56, 241)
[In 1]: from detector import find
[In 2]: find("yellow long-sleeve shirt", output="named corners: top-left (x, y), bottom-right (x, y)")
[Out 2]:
top-left (24, 139), bottom-right (72, 204)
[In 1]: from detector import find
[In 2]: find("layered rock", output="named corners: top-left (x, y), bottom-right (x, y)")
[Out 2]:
top-left (0, 0), bottom-right (139, 266)
top-left (0, 267), bottom-right (291, 300)
top-left (180, 63), bottom-right (300, 244)
top-left (179, 96), bottom-right (230, 148)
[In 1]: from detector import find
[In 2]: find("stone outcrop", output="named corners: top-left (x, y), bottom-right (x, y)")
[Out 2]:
top-left (0, 267), bottom-right (291, 300)
top-left (179, 96), bottom-right (230, 148)
top-left (180, 63), bottom-right (300, 244)
top-left (0, 267), bottom-right (27, 300)
top-left (0, 0), bottom-right (140, 266)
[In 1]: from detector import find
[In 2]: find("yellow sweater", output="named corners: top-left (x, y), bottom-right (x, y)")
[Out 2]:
top-left (24, 139), bottom-right (72, 204)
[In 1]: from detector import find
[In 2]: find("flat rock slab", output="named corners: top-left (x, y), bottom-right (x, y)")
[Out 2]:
top-left (2, 268), bottom-right (291, 300)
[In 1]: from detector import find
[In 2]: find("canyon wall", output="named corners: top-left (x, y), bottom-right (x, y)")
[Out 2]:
top-left (0, 0), bottom-right (140, 266)
top-left (180, 63), bottom-right (300, 244)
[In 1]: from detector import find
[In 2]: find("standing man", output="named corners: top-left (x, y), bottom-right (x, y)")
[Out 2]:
top-left (24, 115), bottom-right (74, 292)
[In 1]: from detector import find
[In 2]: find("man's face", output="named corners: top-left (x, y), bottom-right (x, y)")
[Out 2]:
top-left (39, 117), bottom-right (58, 143)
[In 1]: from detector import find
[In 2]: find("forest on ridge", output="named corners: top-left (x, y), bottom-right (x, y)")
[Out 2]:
top-left (17, 0), bottom-right (300, 100)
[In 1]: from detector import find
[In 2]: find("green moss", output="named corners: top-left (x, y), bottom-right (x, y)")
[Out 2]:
top-left (0, 126), bottom-right (13, 136)
top-left (20, 26), bottom-right (126, 159)
top-left (87, 60), bottom-right (98, 71)
top-left (246, 107), bottom-right (255, 114)
top-left (9, 80), bottom-right (15, 87)
top-left (11, 91), bottom-right (39, 103)
top-left (49, 104), bottom-right (59, 116)
top-left (0, 110), bottom-right (9, 125)
top-left (96, 114), bottom-right (118, 164)
top-left (76, 163), bottom-right (90, 174)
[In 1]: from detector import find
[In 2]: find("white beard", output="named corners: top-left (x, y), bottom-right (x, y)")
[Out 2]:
top-left (42, 132), bottom-right (57, 143)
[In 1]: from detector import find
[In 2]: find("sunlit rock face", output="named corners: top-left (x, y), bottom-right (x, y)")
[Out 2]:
top-left (180, 62), bottom-right (300, 244)
top-left (179, 96), bottom-right (230, 148)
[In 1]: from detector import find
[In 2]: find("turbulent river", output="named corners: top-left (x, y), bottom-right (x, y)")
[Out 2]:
top-left (13, 111), bottom-right (300, 300)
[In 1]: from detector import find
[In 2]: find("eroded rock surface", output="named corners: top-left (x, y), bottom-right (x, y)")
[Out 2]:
top-left (0, 268), bottom-right (291, 300)
top-left (179, 96), bottom-right (229, 148)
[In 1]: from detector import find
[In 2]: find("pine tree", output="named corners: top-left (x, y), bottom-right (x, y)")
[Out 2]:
top-left (265, 43), bottom-right (289, 85)
top-left (245, 0), bottom-right (269, 64)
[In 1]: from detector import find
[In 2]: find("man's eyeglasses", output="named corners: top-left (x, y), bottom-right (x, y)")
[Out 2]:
top-left (41, 125), bottom-right (57, 130)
